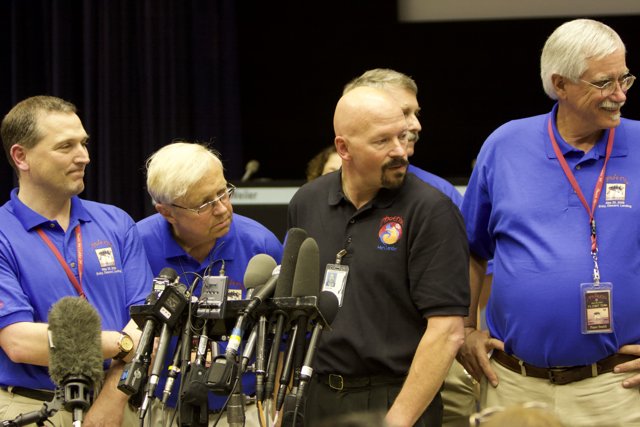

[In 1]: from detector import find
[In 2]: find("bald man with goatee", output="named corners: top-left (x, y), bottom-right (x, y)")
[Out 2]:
top-left (287, 87), bottom-right (470, 427)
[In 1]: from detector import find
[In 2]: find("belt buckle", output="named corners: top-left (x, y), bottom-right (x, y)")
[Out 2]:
top-left (328, 374), bottom-right (344, 391)
top-left (547, 368), bottom-right (571, 385)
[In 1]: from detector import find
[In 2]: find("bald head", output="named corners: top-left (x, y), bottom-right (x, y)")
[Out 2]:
top-left (334, 86), bottom-right (405, 139)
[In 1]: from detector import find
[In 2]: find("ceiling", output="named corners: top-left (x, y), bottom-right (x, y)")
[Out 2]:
top-left (398, 0), bottom-right (640, 22)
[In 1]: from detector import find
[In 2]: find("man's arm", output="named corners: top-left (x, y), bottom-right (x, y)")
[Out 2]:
top-left (0, 322), bottom-right (129, 366)
top-left (385, 315), bottom-right (464, 427)
top-left (456, 253), bottom-right (504, 386)
top-left (83, 318), bottom-right (142, 427)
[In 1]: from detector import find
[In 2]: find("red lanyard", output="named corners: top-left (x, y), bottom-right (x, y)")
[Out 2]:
top-left (36, 225), bottom-right (85, 297)
top-left (547, 118), bottom-right (614, 283)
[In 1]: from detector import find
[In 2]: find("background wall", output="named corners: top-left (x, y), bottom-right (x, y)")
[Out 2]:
top-left (236, 4), bottom-right (640, 183)
top-left (2, 1), bottom-right (640, 223)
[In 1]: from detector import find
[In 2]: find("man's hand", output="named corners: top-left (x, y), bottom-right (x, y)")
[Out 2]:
top-left (615, 345), bottom-right (640, 388)
top-left (83, 392), bottom-right (127, 427)
top-left (84, 359), bottom-right (131, 427)
top-left (457, 327), bottom-right (504, 387)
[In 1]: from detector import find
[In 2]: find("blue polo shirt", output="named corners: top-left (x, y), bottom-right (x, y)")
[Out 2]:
top-left (0, 188), bottom-right (152, 390)
top-left (136, 212), bottom-right (283, 410)
top-left (408, 164), bottom-right (463, 208)
top-left (462, 104), bottom-right (640, 367)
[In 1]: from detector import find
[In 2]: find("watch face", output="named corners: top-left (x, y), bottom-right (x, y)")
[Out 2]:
top-left (121, 335), bottom-right (134, 352)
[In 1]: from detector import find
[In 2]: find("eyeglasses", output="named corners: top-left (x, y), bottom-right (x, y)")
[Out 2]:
top-left (580, 73), bottom-right (635, 97)
top-left (171, 183), bottom-right (235, 215)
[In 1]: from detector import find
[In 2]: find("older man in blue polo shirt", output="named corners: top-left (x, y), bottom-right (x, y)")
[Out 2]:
top-left (459, 19), bottom-right (640, 427)
top-left (137, 141), bottom-right (283, 426)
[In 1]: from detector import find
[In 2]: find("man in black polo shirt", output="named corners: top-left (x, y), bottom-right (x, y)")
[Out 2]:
top-left (287, 86), bottom-right (470, 427)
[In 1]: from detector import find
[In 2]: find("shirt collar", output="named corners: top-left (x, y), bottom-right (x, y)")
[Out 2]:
top-left (9, 188), bottom-right (91, 231)
top-left (545, 103), bottom-right (628, 160)
top-left (326, 170), bottom-right (402, 210)
top-left (161, 215), bottom-right (237, 266)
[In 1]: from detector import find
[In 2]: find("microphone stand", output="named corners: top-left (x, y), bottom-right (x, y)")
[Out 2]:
top-left (1, 389), bottom-right (64, 427)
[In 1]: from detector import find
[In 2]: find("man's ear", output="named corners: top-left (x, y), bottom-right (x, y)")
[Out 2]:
top-left (335, 137), bottom-right (350, 161)
top-left (10, 144), bottom-right (29, 172)
top-left (155, 203), bottom-right (177, 224)
top-left (552, 74), bottom-right (569, 99)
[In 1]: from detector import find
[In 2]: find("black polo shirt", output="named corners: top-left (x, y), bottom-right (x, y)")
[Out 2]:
top-left (287, 171), bottom-right (469, 376)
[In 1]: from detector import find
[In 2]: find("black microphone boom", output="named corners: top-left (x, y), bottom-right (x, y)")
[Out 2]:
top-left (263, 228), bottom-right (308, 401)
top-left (278, 237), bottom-right (320, 418)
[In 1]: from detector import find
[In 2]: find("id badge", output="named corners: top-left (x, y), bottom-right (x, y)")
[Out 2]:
top-left (580, 282), bottom-right (614, 334)
top-left (322, 264), bottom-right (349, 306)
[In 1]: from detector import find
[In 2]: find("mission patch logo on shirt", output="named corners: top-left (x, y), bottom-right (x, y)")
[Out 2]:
top-left (377, 216), bottom-right (403, 251)
top-left (601, 176), bottom-right (632, 209)
top-left (93, 243), bottom-right (122, 275)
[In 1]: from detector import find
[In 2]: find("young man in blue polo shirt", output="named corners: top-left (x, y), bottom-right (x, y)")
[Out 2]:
top-left (0, 95), bottom-right (153, 426)
top-left (460, 19), bottom-right (640, 426)
top-left (137, 141), bottom-right (283, 426)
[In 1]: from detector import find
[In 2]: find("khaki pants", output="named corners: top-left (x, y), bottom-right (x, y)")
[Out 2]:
top-left (482, 359), bottom-right (640, 427)
top-left (441, 360), bottom-right (479, 427)
top-left (0, 387), bottom-right (139, 426)
top-left (148, 397), bottom-right (261, 427)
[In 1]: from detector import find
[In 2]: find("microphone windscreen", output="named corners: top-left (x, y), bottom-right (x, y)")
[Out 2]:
top-left (158, 267), bottom-right (179, 282)
top-left (48, 297), bottom-right (104, 388)
top-left (244, 254), bottom-right (278, 290)
top-left (317, 291), bottom-right (340, 325)
top-left (291, 237), bottom-right (320, 298)
top-left (274, 228), bottom-right (308, 297)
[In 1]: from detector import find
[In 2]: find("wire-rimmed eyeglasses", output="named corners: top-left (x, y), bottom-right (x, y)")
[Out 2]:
top-left (580, 73), bottom-right (635, 97)
top-left (171, 183), bottom-right (236, 215)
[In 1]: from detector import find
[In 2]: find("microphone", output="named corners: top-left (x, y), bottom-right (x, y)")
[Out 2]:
top-left (244, 254), bottom-right (278, 299)
top-left (118, 268), bottom-right (180, 396)
top-left (241, 159), bottom-right (260, 182)
top-left (48, 296), bottom-right (104, 425)
top-left (226, 264), bottom-right (280, 361)
top-left (161, 338), bottom-right (182, 404)
top-left (275, 228), bottom-right (308, 299)
top-left (294, 291), bottom-right (340, 413)
top-left (290, 237), bottom-right (320, 384)
top-left (263, 228), bottom-right (308, 401)
top-left (146, 267), bottom-right (181, 305)
top-left (277, 237), bottom-right (320, 414)
top-left (140, 275), bottom-right (189, 418)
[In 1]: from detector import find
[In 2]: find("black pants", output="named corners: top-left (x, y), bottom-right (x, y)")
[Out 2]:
top-left (303, 375), bottom-right (443, 427)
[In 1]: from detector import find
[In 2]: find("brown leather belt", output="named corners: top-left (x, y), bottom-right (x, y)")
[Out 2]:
top-left (492, 349), bottom-right (636, 385)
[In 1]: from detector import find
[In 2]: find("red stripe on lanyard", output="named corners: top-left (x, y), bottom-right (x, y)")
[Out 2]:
top-left (547, 118), bottom-right (614, 255)
top-left (36, 225), bottom-right (84, 298)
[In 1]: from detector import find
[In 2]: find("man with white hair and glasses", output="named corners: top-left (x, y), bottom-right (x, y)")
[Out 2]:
top-left (137, 141), bottom-right (283, 426)
top-left (459, 18), bottom-right (640, 426)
